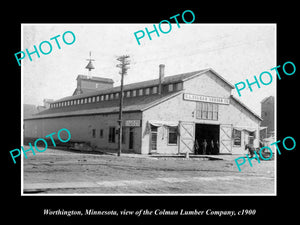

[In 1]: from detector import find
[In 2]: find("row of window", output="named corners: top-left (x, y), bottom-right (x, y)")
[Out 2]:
top-left (50, 83), bottom-right (183, 109)
top-left (91, 126), bottom-right (255, 148)
top-left (91, 127), bottom-right (125, 144)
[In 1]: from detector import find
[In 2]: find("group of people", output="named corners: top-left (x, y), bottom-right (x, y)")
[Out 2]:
top-left (194, 139), bottom-right (219, 155)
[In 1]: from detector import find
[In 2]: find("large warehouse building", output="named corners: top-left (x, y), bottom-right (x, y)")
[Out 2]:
top-left (24, 64), bottom-right (262, 155)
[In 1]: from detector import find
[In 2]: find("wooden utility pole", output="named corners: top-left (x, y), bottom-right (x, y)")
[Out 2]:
top-left (116, 55), bottom-right (130, 156)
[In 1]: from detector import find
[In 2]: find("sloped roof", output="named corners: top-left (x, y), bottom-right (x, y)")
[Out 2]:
top-left (25, 91), bottom-right (182, 120)
top-left (230, 95), bottom-right (262, 121)
top-left (53, 69), bottom-right (219, 104)
top-left (260, 95), bottom-right (274, 104)
top-left (26, 68), bottom-right (257, 120)
top-left (76, 75), bottom-right (114, 83)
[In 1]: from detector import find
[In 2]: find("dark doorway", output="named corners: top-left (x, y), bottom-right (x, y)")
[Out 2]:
top-left (129, 127), bottom-right (134, 150)
top-left (195, 124), bottom-right (220, 155)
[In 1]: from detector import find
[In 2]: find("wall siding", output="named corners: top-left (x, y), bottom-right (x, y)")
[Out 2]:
top-left (24, 112), bottom-right (142, 153)
top-left (141, 71), bottom-right (260, 154)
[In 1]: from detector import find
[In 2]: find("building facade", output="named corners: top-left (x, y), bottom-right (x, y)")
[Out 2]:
top-left (24, 65), bottom-right (262, 155)
top-left (260, 96), bottom-right (275, 139)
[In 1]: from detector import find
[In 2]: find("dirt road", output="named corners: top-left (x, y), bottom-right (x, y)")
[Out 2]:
top-left (23, 147), bottom-right (275, 194)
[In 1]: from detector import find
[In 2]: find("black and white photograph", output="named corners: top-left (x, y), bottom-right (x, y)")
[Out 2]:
top-left (4, 5), bottom-right (298, 224)
top-left (21, 23), bottom-right (276, 195)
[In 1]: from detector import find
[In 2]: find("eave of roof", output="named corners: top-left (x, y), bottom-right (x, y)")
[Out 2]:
top-left (76, 74), bottom-right (114, 83)
top-left (25, 91), bottom-right (182, 120)
top-left (52, 69), bottom-right (211, 104)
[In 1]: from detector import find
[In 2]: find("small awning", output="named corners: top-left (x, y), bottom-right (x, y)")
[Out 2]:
top-left (259, 126), bottom-right (268, 130)
top-left (233, 126), bottom-right (257, 132)
top-left (148, 120), bottom-right (178, 127)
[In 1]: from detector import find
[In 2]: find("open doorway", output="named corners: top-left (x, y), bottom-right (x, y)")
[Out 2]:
top-left (195, 124), bottom-right (220, 155)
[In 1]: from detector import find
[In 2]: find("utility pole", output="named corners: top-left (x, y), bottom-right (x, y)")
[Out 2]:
top-left (116, 55), bottom-right (130, 156)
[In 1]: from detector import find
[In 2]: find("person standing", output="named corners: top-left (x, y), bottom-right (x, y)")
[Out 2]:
top-left (202, 139), bottom-right (207, 155)
top-left (194, 139), bottom-right (200, 155)
top-left (215, 140), bottom-right (219, 154)
top-left (210, 139), bottom-right (215, 155)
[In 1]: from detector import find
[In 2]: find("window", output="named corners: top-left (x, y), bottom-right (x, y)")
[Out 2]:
top-left (212, 104), bottom-right (218, 120)
top-left (108, 127), bottom-right (116, 143)
top-left (92, 96), bottom-right (95, 102)
top-left (176, 82), bottom-right (183, 91)
top-left (168, 127), bottom-right (178, 145)
top-left (168, 84), bottom-right (174, 92)
top-left (152, 86), bottom-right (158, 94)
top-left (139, 89), bottom-right (143, 96)
top-left (101, 95), bottom-right (104, 101)
top-left (126, 91), bottom-right (131, 97)
top-left (132, 90), bottom-right (136, 97)
top-left (196, 102), bottom-right (218, 120)
top-left (115, 93), bottom-right (119, 99)
top-left (249, 131), bottom-right (256, 145)
top-left (105, 95), bottom-right (109, 100)
top-left (84, 98), bottom-right (87, 104)
top-left (145, 88), bottom-right (150, 95)
top-left (96, 96), bottom-right (100, 102)
top-left (99, 129), bottom-right (103, 138)
top-left (207, 103), bottom-right (213, 120)
top-left (88, 97), bottom-right (91, 103)
top-left (233, 129), bottom-right (241, 146)
top-left (92, 129), bottom-right (96, 138)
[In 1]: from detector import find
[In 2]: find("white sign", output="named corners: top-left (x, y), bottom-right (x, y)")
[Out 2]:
top-left (183, 93), bottom-right (230, 105)
top-left (124, 120), bottom-right (141, 127)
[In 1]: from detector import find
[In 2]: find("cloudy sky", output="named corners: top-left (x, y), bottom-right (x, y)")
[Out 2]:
top-left (22, 23), bottom-right (276, 115)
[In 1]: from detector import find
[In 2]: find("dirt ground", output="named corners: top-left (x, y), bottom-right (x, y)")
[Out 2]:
top-left (23, 147), bottom-right (275, 195)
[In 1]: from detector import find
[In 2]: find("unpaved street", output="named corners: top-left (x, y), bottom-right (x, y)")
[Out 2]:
top-left (23, 147), bottom-right (275, 194)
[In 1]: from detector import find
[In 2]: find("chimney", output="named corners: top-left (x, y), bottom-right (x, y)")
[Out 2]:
top-left (158, 64), bottom-right (165, 95)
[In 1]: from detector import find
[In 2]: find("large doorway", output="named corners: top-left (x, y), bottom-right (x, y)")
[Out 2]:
top-left (195, 124), bottom-right (220, 155)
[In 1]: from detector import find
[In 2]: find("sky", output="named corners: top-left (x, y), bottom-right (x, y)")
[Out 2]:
top-left (22, 23), bottom-right (276, 115)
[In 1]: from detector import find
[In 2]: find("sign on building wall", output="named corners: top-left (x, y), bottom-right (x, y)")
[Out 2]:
top-left (183, 93), bottom-right (230, 105)
top-left (124, 120), bottom-right (141, 127)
